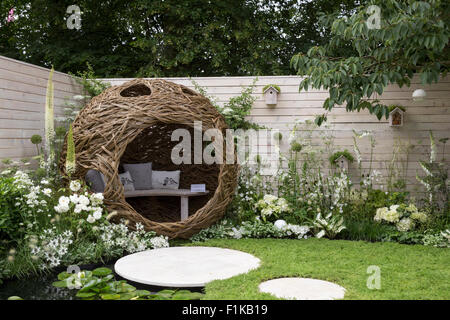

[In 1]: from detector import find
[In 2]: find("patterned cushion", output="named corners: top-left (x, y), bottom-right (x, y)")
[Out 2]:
top-left (85, 169), bottom-right (105, 193)
top-left (100, 171), bottom-right (135, 191)
top-left (152, 170), bottom-right (180, 189)
top-left (119, 171), bottom-right (135, 191)
top-left (123, 162), bottom-right (152, 190)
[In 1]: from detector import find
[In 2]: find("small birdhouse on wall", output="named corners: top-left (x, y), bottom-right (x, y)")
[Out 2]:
top-left (389, 107), bottom-right (405, 127)
top-left (263, 85), bottom-right (280, 106)
top-left (334, 155), bottom-right (349, 171)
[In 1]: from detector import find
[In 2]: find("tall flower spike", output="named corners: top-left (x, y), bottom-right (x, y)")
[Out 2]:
top-left (429, 131), bottom-right (436, 163)
top-left (65, 124), bottom-right (76, 176)
top-left (45, 67), bottom-right (55, 169)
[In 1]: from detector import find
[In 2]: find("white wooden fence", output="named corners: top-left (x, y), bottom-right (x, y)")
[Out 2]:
top-left (0, 55), bottom-right (82, 159)
top-left (1, 55), bottom-right (449, 193)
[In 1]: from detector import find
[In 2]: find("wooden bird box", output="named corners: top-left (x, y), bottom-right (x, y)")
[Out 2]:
top-left (263, 86), bottom-right (279, 106)
top-left (334, 155), bottom-right (349, 171)
top-left (389, 107), bottom-right (404, 127)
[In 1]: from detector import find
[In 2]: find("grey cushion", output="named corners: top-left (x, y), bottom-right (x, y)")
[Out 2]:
top-left (152, 170), bottom-right (180, 190)
top-left (85, 169), bottom-right (105, 193)
top-left (119, 171), bottom-right (135, 191)
top-left (123, 162), bottom-right (152, 190)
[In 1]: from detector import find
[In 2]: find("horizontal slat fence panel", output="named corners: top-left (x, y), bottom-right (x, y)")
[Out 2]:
top-left (104, 74), bottom-right (450, 196)
top-left (1, 55), bottom-right (449, 197)
top-left (0, 56), bottom-right (82, 160)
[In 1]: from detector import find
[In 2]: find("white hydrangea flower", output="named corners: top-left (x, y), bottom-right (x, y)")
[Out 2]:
top-left (396, 218), bottom-right (415, 232)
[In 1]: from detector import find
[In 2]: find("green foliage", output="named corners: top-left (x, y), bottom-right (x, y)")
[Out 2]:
top-left (273, 132), bottom-right (283, 142)
top-left (291, 0), bottom-right (449, 123)
top-left (0, 1), bottom-right (361, 77)
top-left (340, 219), bottom-right (395, 242)
top-left (290, 142), bottom-right (303, 152)
top-left (70, 62), bottom-right (110, 97)
top-left (416, 131), bottom-right (449, 214)
top-left (191, 79), bottom-right (262, 131)
top-left (194, 238), bottom-right (450, 299)
top-left (329, 149), bottom-right (354, 166)
top-left (191, 219), bottom-right (309, 242)
top-left (30, 135), bottom-right (42, 145)
top-left (0, 176), bottom-right (24, 243)
top-left (53, 267), bottom-right (203, 300)
top-left (388, 105), bottom-right (406, 113)
top-left (262, 84), bottom-right (281, 93)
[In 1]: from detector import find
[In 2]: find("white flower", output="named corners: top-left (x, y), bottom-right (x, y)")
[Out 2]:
top-left (74, 204), bottom-right (89, 214)
top-left (77, 195), bottom-right (90, 206)
top-left (232, 227), bottom-right (243, 239)
top-left (86, 215), bottom-right (96, 223)
top-left (396, 218), bottom-right (415, 232)
top-left (93, 209), bottom-right (102, 220)
top-left (90, 193), bottom-right (104, 206)
top-left (150, 236), bottom-right (169, 249)
top-left (41, 179), bottom-right (49, 185)
top-left (69, 180), bottom-right (81, 192)
top-left (43, 188), bottom-right (52, 196)
top-left (221, 107), bottom-right (233, 114)
top-left (70, 194), bottom-right (79, 204)
top-left (58, 196), bottom-right (70, 206)
top-left (54, 204), bottom-right (70, 213)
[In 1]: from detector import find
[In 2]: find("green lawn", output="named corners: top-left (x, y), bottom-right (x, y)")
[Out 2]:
top-left (187, 238), bottom-right (450, 300)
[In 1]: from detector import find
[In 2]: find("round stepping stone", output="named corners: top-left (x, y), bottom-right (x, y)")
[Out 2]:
top-left (114, 247), bottom-right (260, 287)
top-left (259, 278), bottom-right (345, 300)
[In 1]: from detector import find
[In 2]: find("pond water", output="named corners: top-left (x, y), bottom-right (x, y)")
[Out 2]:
top-left (0, 263), bottom-right (203, 300)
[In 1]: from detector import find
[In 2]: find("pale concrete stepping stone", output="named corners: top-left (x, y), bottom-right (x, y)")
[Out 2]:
top-left (114, 247), bottom-right (260, 287)
top-left (259, 278), bottom-right (345, 300)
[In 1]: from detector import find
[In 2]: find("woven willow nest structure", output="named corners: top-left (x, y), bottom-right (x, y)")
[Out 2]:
top-left (60, 79), bottom-right (239, 239)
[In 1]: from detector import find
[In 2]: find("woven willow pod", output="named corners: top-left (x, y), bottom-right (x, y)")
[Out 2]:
top-left (60, 79), bottom-right (239, 239)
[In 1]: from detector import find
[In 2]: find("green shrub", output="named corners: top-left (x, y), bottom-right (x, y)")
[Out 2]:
top-left (340, 219), bottom-right (394, 242)
top-left (0, 177), bottom-right (24, 243)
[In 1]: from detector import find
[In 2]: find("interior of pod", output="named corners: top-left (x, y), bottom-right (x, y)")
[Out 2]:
top-left (119, 122), bottom-right (220, 222)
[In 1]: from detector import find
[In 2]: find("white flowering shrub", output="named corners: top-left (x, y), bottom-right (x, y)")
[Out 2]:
top-left (29, 228), bottom-right (73, 269)
top-left (97, 221), bottom-right (168, 256)
top-left (191, 219), bottom-right (310, 242)
top-left (227, 162), bottom-right (273, 221)
top-left (374, 203), bottom-right (428, 232)
top-left (0, 171), bottom-right (170, 274)
top-left (255, 194), bottom-right (291, 222)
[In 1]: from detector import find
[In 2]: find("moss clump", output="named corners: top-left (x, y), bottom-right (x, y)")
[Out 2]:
top-left (262, 84), bottom-right (281, 93)
top-left (329, 150), bottom-right (354, 166)
top-left (388, 105), bottom-right (406, 113)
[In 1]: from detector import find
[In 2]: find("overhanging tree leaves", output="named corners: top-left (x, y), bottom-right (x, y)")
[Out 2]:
top-left (0, 0), bottom-right (362, 77)
top-left (291, 0), bottom-right (449, 125)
